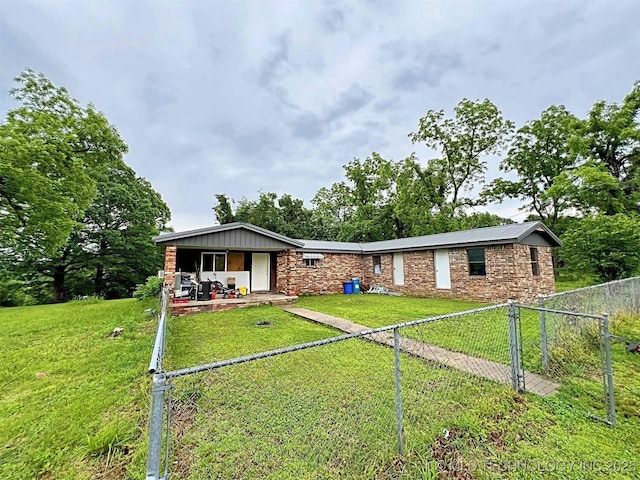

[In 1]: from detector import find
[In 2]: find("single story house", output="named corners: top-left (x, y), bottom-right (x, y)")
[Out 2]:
top-left (154, 221), bottom-right (561, 304)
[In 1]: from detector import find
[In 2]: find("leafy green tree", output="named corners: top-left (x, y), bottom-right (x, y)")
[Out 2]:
top-left (215, 192), bottom-right (319, 239)
top-left (546, 161), bottom-right (626, 217)
top-left (580, 82), bottom-right (640, 180)
top-left (561, 214), bottom-right (640, 282)
top-left (234, 192), bottom-right (285, 234)
top-left (483, 105), bottom-right (579, 228)
top-left (32, 164), bottom-right (170, 301)
top-left (391, 154), bottom-right (449, 236)
top-left (575, 82), bottom-right (640, 213)
top-left (276, 194), bottom-right (315, 239)
top-left (312, 153), bottom-right (400, 242)
top-left (409, 98), bottom-right (513, 211)
top-left (0, 70), bottom-right (127, 259)
top-left (212, 193), bottom-right (237, 224)
top-left (310, 183), bottom-right (352, 240)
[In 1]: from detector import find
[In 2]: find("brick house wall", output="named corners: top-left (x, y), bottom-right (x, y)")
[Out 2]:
top-left (281, 251), bottom-right (365, 295)
top-left (163, 245), bottom-right (177, 297)
top-left (362, 253), bottom-right (394, 288)
top-left (358, 243), bottom-right (555, 304)
top-left (167, 242), bottom-right (555, 304)
top-left (276, 249), bottom-right (297, 295)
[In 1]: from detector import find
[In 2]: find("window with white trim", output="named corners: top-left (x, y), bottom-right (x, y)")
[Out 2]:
top-left (201, 252), bottom-right (226, 271)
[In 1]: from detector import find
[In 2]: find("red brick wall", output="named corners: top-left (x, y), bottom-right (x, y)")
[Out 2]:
top-left (165, 243), bottom-right (555, 304)
top-left (163, 245), bottom-right (177, 297)
top-left (276, 249), bottom-right (297, 295)
top-left (362, 253), bottom-right (394, 289)
top-left (283, 252), bottom-right (365, 295)
top-left (359, 244), bottom-right (555, 303)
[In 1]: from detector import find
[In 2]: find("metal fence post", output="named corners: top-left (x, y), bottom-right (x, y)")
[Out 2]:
top-left (601, 314), bottom-right (617, 426)
top-left (393, 327), bottom-right (404, 456)
top-left (538, 295), bottom-right (548, 372)
top-left (146, 373), bottom-right (169, 480)
top-left (507, 300), bottom-right (523, 392)
top-left (604, 283), bottom-right (612, 316)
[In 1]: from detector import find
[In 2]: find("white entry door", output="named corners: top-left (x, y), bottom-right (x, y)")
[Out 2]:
top-left (251, 253), bottom-right (270, 291)
top-left (393, 252), bottom-right (404, 286)
top-left (435, 249), bottom-right (451, 289)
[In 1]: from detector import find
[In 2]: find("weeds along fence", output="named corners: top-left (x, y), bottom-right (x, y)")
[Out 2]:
top-left (145, 295), bottom-right (617, 480)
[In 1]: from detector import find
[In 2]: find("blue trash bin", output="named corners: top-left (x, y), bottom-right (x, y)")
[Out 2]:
top-left (343, 281), bottom-right (354, 294)
top-left (352, 277), bottom-right (361, 294)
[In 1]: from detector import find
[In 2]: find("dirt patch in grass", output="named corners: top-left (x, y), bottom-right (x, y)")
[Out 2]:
top-left (429, 427), bottom-right (476, 479)
top-left (88, 448), bottom-right (132, 480)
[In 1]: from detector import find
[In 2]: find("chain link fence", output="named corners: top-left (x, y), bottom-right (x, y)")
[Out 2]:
top-left (517, 305), bottom-right (615, 425)
top-left (539, 276), bottom-right (640, 317)
top-left (144, 278), bottom-right (637, 479)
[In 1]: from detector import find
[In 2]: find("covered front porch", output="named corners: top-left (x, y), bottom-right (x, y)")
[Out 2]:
top-left (154, 223), bottom-right (304, 310)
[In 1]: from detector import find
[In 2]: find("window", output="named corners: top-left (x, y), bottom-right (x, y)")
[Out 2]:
top-left (373, 255), bottom-right (382, 275)
top-left (302, 253), bottom-right (323, 267)
top-left (467, 248), bottom-right (486, 276)
top-left (201, 252), bottom-right (226, 271)
top-left (530, 247), bottom-right (539, 276)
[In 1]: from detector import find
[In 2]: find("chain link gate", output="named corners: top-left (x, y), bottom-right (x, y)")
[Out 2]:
top-left (516, 304), bottom-right (616, 425)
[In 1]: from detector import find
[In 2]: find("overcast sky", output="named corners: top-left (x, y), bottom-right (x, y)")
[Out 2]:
top-left (1, 0), bottom-right (639, 231)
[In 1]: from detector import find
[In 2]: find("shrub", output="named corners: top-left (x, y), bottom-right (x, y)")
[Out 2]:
top-left (0, 274), bottom-right (36, 307)
top-left (133, 276), bottom-right (163, 301)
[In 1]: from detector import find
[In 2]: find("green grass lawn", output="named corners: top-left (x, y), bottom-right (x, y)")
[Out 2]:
top-left (0, 298), bottom-right (157, 480)
top-left (163, 296), bottom-right (640, 479)
top-left (554, 271), bottom-right (597, 293)
top-left (2, 294), bottom-right (639, 479)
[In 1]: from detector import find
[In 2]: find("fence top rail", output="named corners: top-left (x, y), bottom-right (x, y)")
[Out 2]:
top-left (164, 302), bottom-right (509, 379)
top-left (541, 276), bottom-right (640, 300)
top-left (516, 304), bottom-right (606, 320)
top-left (148, 288), bottom-right (170, 374)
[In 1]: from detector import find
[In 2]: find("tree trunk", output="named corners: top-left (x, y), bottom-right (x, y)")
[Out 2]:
top-left (94, 264), bottom-right (104, 296)
top-left (53, 267), bottom-right (66, 302)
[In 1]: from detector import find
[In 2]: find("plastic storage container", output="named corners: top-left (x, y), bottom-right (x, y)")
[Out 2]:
top-left (352, 277), bottom-right (361, 294)
top-left (343, 281), bottom-right (354, 294)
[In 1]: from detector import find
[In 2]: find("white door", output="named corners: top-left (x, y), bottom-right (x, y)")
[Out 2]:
top-left (393, 252), bottom-right (404, 286)
top-left (251, 253), bottom-right (270, 291)
top-left (435, 249), bottom-right (451, 289)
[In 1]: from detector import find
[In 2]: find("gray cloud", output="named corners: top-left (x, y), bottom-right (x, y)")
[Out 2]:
top-left (326, 84), bottom-right (373, 121)
top-left (291, 112), bottom-right (324, 139)
top-left (392, 52), bottom-right (463, 90)
top-left (1, 0), bottom-right (638, 231)
top-left (258, 33), bottom-right (291, 87)
top-left (320, 8), bottom-right (345, 33)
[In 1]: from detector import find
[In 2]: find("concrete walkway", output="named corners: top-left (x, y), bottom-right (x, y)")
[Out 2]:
top-left (283, 306), bottom-right (559, 397)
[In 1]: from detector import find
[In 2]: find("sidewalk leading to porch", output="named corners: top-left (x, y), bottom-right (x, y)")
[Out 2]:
top-left (283, 306), bottom-right (559, 397)
top-left (172, 293), bottom-right (298, 316)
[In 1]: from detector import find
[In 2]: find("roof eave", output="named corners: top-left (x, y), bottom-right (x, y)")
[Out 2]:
top-left (363, 239), bottom-right (516, 254)
top-left (153, 222), bottom-right (303, 247)
top-left (516, 221), bottom-right (563, 247)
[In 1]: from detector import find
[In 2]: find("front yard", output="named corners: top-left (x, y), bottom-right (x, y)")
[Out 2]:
top-left (1, 293), bottom-right (638, 479)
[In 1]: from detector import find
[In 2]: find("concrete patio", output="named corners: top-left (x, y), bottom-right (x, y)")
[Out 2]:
top-left (171, 293), bottom-right (298, 316)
